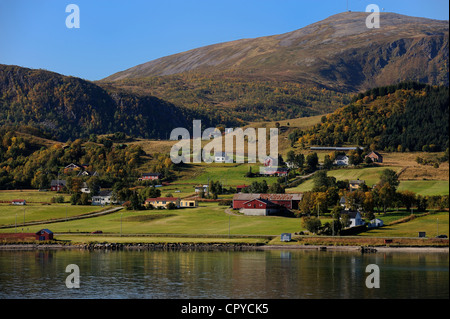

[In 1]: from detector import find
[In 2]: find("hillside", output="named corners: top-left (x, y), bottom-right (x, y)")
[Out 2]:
top-left (100, 74), bottom-right (350, 123)
top-left (0, 65), bottom-right (201, 141)
top-left (104, 12), bottom-right (449, 92)
top-left (294, 83), bottom-right (449, 152)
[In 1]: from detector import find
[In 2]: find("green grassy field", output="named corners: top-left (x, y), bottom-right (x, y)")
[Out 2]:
top-left (397, 180), bottom-right (449, 196)
top-left (0, 204), bottom-right (104, 227)
top-left (174, 163), bottom-right (280, 187)
top-left (359, 212), bottom-right (449, 238)
top-left (286, 166), bottom-right (403, 193)
top-left (0, 190), bottom-right (70, 203)
top-left (285, 166), bottom-right (449, 196)
top-left (0, 203), bottom-right (314, 236)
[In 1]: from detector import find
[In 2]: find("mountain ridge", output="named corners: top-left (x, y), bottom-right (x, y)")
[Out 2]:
top-left (103, 12), bottom-right (449, 92)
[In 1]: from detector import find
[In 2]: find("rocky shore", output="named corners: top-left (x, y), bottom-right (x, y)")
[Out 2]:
top-left (1, 242), bottom-right (448, 253)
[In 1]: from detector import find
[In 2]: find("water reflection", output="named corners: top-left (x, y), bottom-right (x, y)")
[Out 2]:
top-left (0, 249), bottom-right (448, 299)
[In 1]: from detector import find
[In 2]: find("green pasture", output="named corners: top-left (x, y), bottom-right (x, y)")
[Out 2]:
top-left (360, 212), bottom-right (449, 238)
top-left (0, 204), bottom-right (104, 227)
top-left (397, 180), bottom-right (449, 196)
top-left (174, 163), bottom-right (280, 187)
top-left (0, 203), bottom-right (313, 236)
top-left (0, 190), bottom-right (70, 203)
top-left (285, 166), bottom-right (449, 196)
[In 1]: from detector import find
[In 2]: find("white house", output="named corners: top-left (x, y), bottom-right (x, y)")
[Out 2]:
top-left (334, 155), bottom-right (349, 166)
top-left (92, 190), bottom-right (113, 206)
top-left (341, 211), bottom-right (365, 228)
top-left (368, 218), bottom-right (384, 228)
top-left (195, 185), bottom-right (209, 194)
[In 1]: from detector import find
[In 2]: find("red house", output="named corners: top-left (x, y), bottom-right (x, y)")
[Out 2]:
top-left (139, 173), bottom-right (162, 181)
top-left (51, 180), bottom-right (66, 192)
top-left (35, 229), bottom-right (54, 241)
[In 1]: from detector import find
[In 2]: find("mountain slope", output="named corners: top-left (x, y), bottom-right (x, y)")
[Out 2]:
top-left (0, 64), bottom-right (199, 141)
top-left (104, 12), bottom-right (449, 92)
top-left (294, 82), bottom-right (449, 152)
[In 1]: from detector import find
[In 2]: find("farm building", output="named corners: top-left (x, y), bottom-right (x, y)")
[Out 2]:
top-left (180, 199), bottom-right (198, 208)
top-left (35, 229), bottom-right (54, 241)
top-left (195, 185), bottom-right (209, 194)
top-left (139, 173), bottom-right (162, 181)
top-left (11, 199), bottom-right (26, 206)
top-left (145, 197), bottom-right (181, 209)
top-left (349, 179), bottom-right (365, 191)
top-left (340, 211), bottom-right (365, 228)
top-left (92, 190), bottom-right (113, 206)
top-left (232, 193), bottom-right (302, 211)
top-left (50, 180), bottom-right (66, 192)
top-left (365, 151), bottom-right (383, 163)
top-left (240, 198), bottom-right (280, 216)
top-left (260, 167), bottom-right (289, 177)
top-left (334, 155), bottom-right (349, 166)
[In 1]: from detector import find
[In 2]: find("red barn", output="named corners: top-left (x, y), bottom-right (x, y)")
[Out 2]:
top-left (35, 229), bottom-right (54, 241)
top-left (232, 193), bottom-right (302, 211)
top-left (241, 198), bottom-right (279, 216)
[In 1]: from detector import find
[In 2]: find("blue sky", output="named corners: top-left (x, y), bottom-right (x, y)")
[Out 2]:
top-left (0, 0), bottom-right (448, 81)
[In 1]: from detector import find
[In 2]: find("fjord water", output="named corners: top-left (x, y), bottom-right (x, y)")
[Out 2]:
top-left (0, 249), bottom-right (448, 299)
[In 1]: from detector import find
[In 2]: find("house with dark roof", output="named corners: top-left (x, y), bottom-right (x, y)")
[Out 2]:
top-left (349, 179), bottom-right (365, 191)
top-left (340, 211), bottom-right (365, 228)
top-left (35, 229), bottom-right (54, 241)
top-left (50, 180), bottom-right (67, 192)
top-left (92, 190), bottom-right (113, 206)
top-left (365, 151), bottom-right (383, 163)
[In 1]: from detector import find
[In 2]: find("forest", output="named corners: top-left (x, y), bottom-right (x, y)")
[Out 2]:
top-left (290, 83), bottom-right (449, 152)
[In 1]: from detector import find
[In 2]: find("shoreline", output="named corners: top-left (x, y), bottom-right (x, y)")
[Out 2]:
top-left (0, 242), bottom-right (448, 253)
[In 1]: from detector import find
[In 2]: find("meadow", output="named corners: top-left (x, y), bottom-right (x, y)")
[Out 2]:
top-left (0, 204), bottom-right (105, 228)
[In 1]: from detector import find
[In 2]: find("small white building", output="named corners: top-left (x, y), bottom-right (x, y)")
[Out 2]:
top-left (341, 211), bottom-right (365, 228)
top-left (334, 155), bottom-right (349, 166)
top-left (11, 199), bottom-right (26, 206)
top-left (368, 218), bottom-right (384, 228)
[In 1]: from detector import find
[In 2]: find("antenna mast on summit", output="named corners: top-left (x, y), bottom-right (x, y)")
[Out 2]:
top-left (346, 0), bottom-right (349, 12)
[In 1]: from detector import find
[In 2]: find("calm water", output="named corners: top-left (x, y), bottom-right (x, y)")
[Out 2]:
top-left (0, 249), bottom-right (448, 299)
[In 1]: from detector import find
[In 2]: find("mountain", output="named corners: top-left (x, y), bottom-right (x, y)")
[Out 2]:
top-left (104, 12), bottom-right (449, 92)
top-left (0, 64), bottom-right (202, 141)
